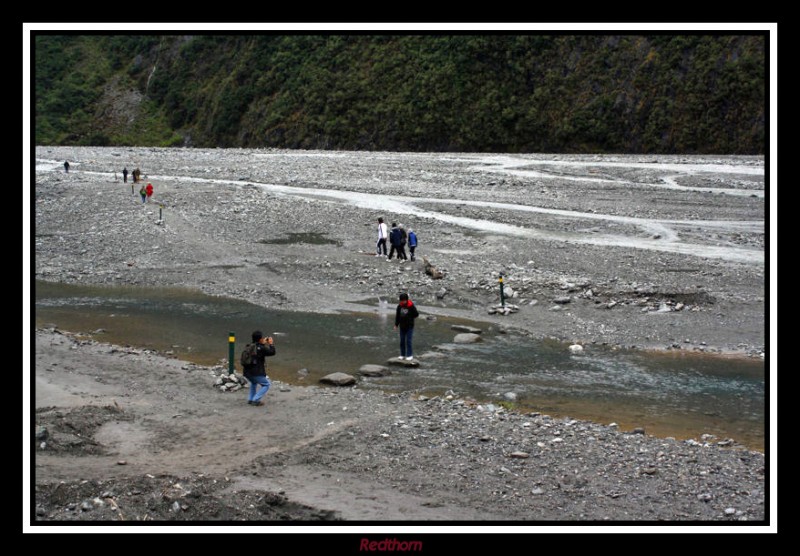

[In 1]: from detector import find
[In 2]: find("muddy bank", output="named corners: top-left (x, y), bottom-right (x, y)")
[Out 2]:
top-left (31, 328), bottom-right (766, 523)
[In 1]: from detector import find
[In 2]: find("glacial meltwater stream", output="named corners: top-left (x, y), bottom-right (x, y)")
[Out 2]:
top-left (33, 281), bottom-right (765, 450)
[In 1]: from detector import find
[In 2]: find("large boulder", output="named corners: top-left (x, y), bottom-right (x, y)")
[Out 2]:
top-left (358, 364), bottom-right (390, 377)
top-left (319, 372), bottom-right (357, 386)
top-left (386, 358), bottom-right (420, 367)
top-left (451, 325), bottom-right (482, 334)
top-left (453, 333), bottom-right (482, 344)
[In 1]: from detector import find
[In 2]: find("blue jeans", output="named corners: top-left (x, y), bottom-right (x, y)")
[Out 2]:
top-left (247, 374), bottom-right (271, 402)
top-left (399, 327), bottom-right (414, 358)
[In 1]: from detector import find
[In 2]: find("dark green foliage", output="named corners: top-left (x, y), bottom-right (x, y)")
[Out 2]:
top-left (33, 34), bottom-right (766, 153)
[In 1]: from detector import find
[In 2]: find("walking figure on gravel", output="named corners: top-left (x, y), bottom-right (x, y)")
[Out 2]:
top-left (242, 330), bottom-right (276, 407)
top-left (376, 217), bottom-right (389, 257)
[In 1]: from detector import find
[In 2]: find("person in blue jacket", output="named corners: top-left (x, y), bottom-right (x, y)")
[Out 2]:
top-left (407, 228), bottom-right (418, 261)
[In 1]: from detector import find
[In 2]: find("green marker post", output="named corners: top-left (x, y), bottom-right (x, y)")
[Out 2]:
top-left (228, 332), bottom-right (235, 375)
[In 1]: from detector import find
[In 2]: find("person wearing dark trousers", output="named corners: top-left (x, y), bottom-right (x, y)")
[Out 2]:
top-left (376, 217), bottom-right (388, 256)
top-left (64, 161), bottom-right (70, 173)
top-left (394, 292), bottom-right (419, 361)
top-left (407, 228), bottom-right (418, 261)
top-left (389, 223), bottom-right (408, 261)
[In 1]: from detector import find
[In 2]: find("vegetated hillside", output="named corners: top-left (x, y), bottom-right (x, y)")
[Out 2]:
top-left (34, 34), bottom-right (766, 154)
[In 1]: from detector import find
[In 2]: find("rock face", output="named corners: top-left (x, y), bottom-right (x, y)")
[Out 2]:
top-left (453, 333), bottom-right (482, 344)
top-left (319, 372), bottom-right (356, 386)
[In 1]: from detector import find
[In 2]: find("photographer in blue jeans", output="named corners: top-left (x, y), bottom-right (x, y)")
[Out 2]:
top-left (243, 330), bottom-right (275, 407)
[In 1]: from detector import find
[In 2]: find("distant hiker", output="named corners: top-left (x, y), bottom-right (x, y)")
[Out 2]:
top-left (376, 217), bottom-right (389, 257)
top-left (145, 182), bottom-right (154, 203)
top-left (132, 167), bottom-right (141, 183)
top-left (394, 292), bottom-right (419, 361)
top-left (63, 161), bottom-right (69, 173)
top-left (139, 185), bottom-right (147, 204)
top-left (242, 330), bottom-right (276, 407)
top-left (398, 224), bottom-right (409, 261)
top-left (388, 222), bottom-right (407, 261)
top-left (407, 228), bottom-right (418, 261)
top-left (123, 167), bottom-right (128, 183)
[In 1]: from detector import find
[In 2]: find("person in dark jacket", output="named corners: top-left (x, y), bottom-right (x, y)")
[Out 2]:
top-left (243, 330), bottom-right (276, 406)
top-left (394, 292), bottom-right (419, 361)
top-left (388, 222), bottom-right (401, 260)
top-left (388, 222), bottom-right (408, 261)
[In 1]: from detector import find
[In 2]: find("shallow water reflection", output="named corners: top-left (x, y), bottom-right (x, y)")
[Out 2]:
top-left (33, 281), bottom-right (765, 450)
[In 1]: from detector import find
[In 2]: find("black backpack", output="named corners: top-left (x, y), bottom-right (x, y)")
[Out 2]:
top-left (240, 343), bottom-right (259, 370)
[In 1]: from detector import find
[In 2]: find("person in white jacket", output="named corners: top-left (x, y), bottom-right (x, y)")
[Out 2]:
top-left (376, 217), bottom-right (389, 256)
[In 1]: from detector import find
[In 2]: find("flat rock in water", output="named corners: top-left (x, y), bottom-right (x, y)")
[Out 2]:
top-left (358, 364), bottom-right (390, 376)
top-left (386, 358), bottom-right (420, 367)
top-left (319, 372), bottom-right (357, 386)
top-left (451, 325), bottom-right (482, 334)
top-left (453, 333), bottom-right (482, 344)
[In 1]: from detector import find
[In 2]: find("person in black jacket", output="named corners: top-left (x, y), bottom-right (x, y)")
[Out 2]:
top-left (243, 330), bottom-right (276, 407)
top-left (388, 222), bottom-right (408, 261)
top-left (394, 292), bottom-right (419, 361)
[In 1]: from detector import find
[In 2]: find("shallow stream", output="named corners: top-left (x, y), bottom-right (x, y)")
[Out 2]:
top-left (34, 281), bottom-right (765, 450)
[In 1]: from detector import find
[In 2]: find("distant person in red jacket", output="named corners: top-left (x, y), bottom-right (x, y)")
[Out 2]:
top-left (145, 183), bottom-right (154, 203)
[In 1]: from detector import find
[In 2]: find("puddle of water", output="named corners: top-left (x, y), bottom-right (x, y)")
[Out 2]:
top-left (258, 233), bottom-right (341, 246)
top-left (33, 281), bottom-right (765, 450)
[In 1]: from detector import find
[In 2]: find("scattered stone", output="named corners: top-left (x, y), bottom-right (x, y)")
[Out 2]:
top-left (509, 451), bottom-right (530, 459)
top-left (568, 344), bottom-right (584, 354)
top-left (319, 372), bottom-right (357, 386)
top-left (386, 358), bottom-right (420, 367)
top-left (211, 371), bottom-right (248, 392)
top-left (436, 287), bottom-right (448, 299)
top-left (632, 427), bottom-right (646, 435)
top-left (503, 392), bottom-right (518, 401)
top-left (451, 325), bottom-right (482, 334)
top-left (423, 257), bottom-right (444, 279)
top-left (358, 364), bottom-right (390, 377)
top-left (554, 296), bottom-right (572, 304)
top-left (453, 333), bottom-right (482, 344)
